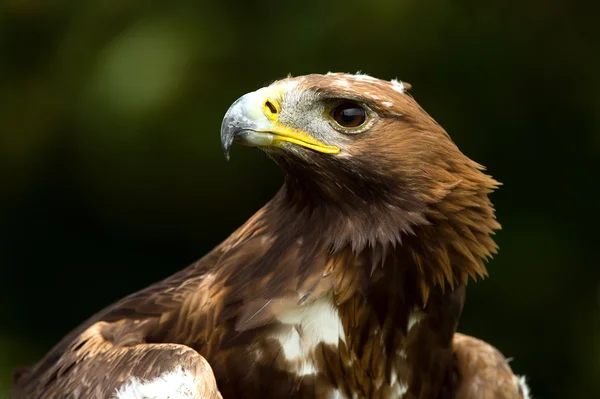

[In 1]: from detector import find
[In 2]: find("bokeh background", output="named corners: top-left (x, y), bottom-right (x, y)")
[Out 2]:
top-left (1, 1), bottom-right (599, 397)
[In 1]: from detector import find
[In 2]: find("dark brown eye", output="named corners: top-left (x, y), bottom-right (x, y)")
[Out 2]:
top-left (331, 102), bottom-right (367, 128)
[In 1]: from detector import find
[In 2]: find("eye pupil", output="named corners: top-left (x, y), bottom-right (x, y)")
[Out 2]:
top-left (331, 102), bottom-right (367, 128)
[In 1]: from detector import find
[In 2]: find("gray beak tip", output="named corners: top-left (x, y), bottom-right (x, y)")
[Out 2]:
top-left (221, 135), bottom-right (233, 161)
top-left (220, 91), bottom-right (262, 162)
top-left (220, 114), bottom-right (236, 161)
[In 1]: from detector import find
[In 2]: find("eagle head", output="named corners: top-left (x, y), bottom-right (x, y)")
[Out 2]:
top-left (221, 73), bottom-right (500, 284)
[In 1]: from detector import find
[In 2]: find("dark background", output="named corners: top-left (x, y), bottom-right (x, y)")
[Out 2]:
top-left (1, 1), bottom-right (598, 398)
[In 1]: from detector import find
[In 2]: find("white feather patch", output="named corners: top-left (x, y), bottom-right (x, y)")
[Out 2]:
top-left (277, 296), bottom-right (346, 346)
top-left (389, 366), bottom-right (408, 396)
top-left (270, 296), bottom-right (346, 376)
top-left (330, 388), bottom-right (346, 399)
top-left (407, 309), bottom-right (425, 332)
top-left (390, 79), bottom-right (406, 93)
top-left (272, 326), bottom-right (318, 376)
top-left (516, 375), bottom-right (532, 399)
top-left (392, 382), bottom-right (409, 397)
top-left (354, 73), bottom-right (377, 81)
top-left (334, 79), bottom-right (350, 87)
top-left (113, 368), bottom-right (199, 399)
top-left (277, 327), bottom-right (304, 360)
top-left (298, 361), bottom-right (318, 376)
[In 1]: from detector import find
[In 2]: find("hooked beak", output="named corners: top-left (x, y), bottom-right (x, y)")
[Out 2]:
top-left (220, 87), bottom-right (340, 160)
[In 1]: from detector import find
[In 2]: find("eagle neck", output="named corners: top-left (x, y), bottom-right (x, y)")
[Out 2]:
top-left (271, 171), bottom-right (498, 303)
top-left (276, 175), bottom-right (431, 253)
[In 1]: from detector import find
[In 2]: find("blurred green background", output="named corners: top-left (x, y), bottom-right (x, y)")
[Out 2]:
top-left (1, 0), bottom-right (598, 398)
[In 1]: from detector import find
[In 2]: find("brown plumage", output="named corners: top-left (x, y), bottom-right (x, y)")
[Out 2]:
top-left (13, 73), bottom-right (529, 399)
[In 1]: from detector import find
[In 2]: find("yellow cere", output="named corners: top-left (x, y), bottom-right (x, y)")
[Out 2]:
top-left (261, 86), bottom-right (284, 122)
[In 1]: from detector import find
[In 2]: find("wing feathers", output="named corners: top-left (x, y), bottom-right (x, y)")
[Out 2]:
top-left (13, 321), bottom-right (221, 399)
top-left (453, 333), bottom-right (530, 399)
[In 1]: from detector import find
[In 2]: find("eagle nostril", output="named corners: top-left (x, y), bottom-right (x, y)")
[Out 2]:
top-left (265, 101), bottom-right (277, 115)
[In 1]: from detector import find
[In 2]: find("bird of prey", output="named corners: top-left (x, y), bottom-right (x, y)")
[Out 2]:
top-left (13, 73), bottom-right (531, 399)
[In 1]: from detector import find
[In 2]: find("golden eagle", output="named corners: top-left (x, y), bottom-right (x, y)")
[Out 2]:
top-left (13, 73), bottom-right (530, 399)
